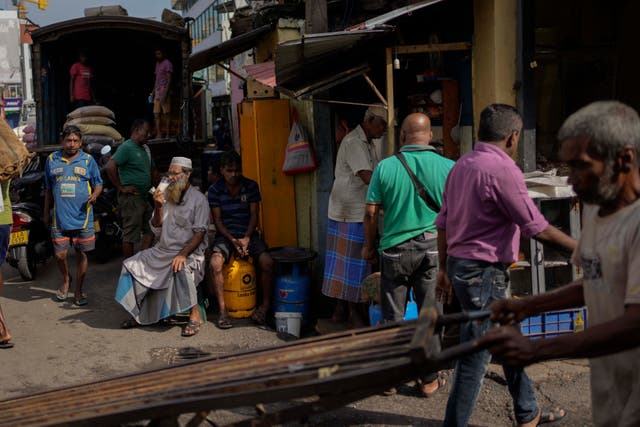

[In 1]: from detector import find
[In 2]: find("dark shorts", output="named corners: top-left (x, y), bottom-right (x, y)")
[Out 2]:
top-left (0, 224), bottom-right (10, 266)
top-left (211, 233), bottom-right (267, 263)
top-left (52, 226), bottom-right (95, 253)
top-left (119, 193), bottom-right (152, 243)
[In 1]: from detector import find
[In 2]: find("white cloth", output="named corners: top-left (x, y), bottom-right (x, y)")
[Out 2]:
top-left (123, 186), bottom-right (210, 289)
top-left (328, 125), bottom-right (380, 222)
top-left (572, 200), bottom-right (640, 427)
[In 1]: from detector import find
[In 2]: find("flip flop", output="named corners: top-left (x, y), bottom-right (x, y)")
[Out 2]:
top-left (74, 296), bottom-right (88, 306)
top-left (0, 341), bottom-right (14, 349)
top-left (55, 274), bottom-right (72, 302)
top-left (182, 320), bottom-right (201, 337)
top-left (217, 315), bottom-right (233, 330)
top-left (417, 376), bottom-right (447, 397)
top-left (121, 318), bottom-right (139, 329)
top-left (538, 407), bottom-right (567, 425)
top-left (251, 306), bottom-right (268, 325)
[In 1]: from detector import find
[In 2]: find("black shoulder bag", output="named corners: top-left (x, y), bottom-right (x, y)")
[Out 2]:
top-left (395, 152), bottom-right (440, 213)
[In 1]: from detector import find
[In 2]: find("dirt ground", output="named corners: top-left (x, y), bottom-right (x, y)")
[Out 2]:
top-left (0, 254), bottom-right (593, 426)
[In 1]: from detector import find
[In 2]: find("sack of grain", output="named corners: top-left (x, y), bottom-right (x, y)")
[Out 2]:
top-left (0, 117), bottom-right (33, 181)
top-left (84, 5), bottom-right (128, 17)
top-left (76, 124), bottom-right (124, 142)
top-left (68, 105), bottom-right (115, 120)
top-left (82, 134), bottom-right (115, 146)
top-left (66, 116), bottom-right (116, 127)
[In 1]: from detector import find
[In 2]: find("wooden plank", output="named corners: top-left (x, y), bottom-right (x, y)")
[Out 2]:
top-left (385, 47), bottom-right (395, 158)
top-left (396, 42), bottom-right (472, 55)
top-left (362, 74), bottom-right (387, 107)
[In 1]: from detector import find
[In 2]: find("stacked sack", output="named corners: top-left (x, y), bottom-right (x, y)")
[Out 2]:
top-left (0, 117), bottom-right (33, 181)
top-left (21, 124), bottom-right (37, 150)
top-left (65, 106), bottom-right (124, 146)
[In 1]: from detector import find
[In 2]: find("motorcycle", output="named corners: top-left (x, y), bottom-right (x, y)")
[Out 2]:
top-left (86, 143), bottom-right (122, 263)
top-left (6, 156), bottom-right (53, 280)
top-left (92, 186), bottom-right (122, 263)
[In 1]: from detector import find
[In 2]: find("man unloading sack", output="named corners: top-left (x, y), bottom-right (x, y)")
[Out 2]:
top-left (362, 113), bottom-right (454, 396)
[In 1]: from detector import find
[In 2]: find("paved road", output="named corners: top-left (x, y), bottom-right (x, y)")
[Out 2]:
top-left (0, 253), bottom-right (593, 426)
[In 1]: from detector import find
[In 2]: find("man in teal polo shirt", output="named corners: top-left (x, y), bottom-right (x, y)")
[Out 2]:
top-left (362, 113), bottom-right (454, 396)
top-left (107, 119), bottom-right (159, 258)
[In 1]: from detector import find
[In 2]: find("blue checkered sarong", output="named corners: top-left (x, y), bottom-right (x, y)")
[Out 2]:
top-left (321, 219), bottom-right (371, 303)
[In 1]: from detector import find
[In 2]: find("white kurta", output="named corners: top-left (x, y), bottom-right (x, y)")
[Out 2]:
top-left (124, 185), bottom-right (209, 288)
top-left (115, 186), bottom-right (210, 325)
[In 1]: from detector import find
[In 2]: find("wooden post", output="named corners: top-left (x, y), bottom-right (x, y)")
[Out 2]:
top-left (385, 47), bottom-right (395, 158)
top-left (305, 0), bottom-right (327, 33)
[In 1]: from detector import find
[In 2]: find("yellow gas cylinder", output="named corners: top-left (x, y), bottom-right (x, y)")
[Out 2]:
top-left (223, 256), bottom-right (257, 318)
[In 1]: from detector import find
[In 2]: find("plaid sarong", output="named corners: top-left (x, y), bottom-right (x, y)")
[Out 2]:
top-left (322, 219), bottom-right (371, 303)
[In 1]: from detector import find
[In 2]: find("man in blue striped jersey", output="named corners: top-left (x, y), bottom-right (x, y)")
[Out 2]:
top-left (44, 125), bottom-right (103, 306)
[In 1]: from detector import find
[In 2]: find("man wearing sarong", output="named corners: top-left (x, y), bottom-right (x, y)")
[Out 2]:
top-left (116, 157), bottom-right (209, 337)
top-left (322, 105), bottom-right (387, 327)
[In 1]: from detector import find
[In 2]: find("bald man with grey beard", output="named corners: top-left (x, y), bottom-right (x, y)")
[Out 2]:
top-left (363, 113), bottom-right (455, 396)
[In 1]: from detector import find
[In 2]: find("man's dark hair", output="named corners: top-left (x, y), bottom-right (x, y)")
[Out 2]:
top-left (478, 104), bottom-right (523, 142)
top-left (61, 125), bottom-right (82, 140)
top-left (130, 119), bottom-right (150, 135)
top-left (220, 151), bottom-right (241, 168)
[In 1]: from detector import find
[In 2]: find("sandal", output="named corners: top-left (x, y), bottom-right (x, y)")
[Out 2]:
top-left (74, 295), bottom-right (88, 306)
top-left (0, 341), bottom-right (14, 349)
top-left (538, 407), bottom-right (566, 425)
top-left (251, 306), bottom-right (268, 325)
top-left (217, 314), bottom-right (233, 330)
top-left (120, 318), bottom-right (139, 329)
top-left (55, 274), bottom-right (72, 302)
top-left (417, 376), bottom-right (446, 397)
top-left (182, 320), bottom-right (201, 337)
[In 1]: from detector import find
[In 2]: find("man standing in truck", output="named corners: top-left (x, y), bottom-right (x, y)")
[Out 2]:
top-left (152, 48), bottom-right (173, 139)
top-left (69, 50), bottom-right (95, 110)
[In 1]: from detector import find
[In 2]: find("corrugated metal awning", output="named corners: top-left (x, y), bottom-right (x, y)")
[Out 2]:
top-left (275, 28), bottom-right (392, 98)
top-left (245, 61), bottom-right (276, 87)
top-left (348, 0), bottom-right (445, 30)
top-left (189, 24), bottom-right (272, 71)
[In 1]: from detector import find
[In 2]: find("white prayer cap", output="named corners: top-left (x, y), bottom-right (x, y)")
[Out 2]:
top-left (170, 156), bottom-right (192, 169)
top-left (365, 104), bottom-right (388, 123)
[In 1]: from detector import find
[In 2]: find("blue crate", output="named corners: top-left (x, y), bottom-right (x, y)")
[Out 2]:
top-left (521, 307), bottom-right (587, 339)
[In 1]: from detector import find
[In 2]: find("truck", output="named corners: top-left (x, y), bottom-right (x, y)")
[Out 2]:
top-left (29, 15), bottom-right (192, 147)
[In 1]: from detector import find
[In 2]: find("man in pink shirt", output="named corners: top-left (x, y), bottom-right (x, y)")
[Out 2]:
top-left (69, 51), bottom-right (95, 110)
top-left (435, 104), bottom-right (575, 427)
top-left (152, 49), bottom-right (173, 139)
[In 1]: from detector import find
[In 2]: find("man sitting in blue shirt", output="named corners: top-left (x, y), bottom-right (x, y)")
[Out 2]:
top-left (208, 151), bottom-right (273, 329)
top-left (44, 125), bottom-right (103, 306)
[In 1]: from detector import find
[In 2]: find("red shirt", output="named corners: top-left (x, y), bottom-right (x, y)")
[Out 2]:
top-left (70, 62), bottom-right (92, 101)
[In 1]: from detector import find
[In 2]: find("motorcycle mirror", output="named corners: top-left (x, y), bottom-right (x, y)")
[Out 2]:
top-left (100, 145), bottom-right (112, 156)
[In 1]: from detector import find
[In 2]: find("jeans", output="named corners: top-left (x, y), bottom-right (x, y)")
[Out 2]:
top-left (381, 232), bottom-right (439, 383)
top-left (443, 256), bottom-right (538, 426)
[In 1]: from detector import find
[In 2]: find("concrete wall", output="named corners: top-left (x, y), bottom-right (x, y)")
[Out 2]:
top-left (472, 0), bottom-right (517, 131)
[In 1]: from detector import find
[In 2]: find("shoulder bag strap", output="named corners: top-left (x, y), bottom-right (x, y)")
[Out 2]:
top-left (395, 152), bottom-right (440, 213)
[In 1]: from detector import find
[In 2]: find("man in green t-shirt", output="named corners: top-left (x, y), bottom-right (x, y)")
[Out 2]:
top-left (106, 119), bottom-right (159, 258)
top-left (0, 180), bottom-right (13, 348)
top-left (362, 113), bottom-right (454, 396)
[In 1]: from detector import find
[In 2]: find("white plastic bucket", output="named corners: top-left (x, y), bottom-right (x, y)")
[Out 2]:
top-left (274, 312), bottom-right (303, 338)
